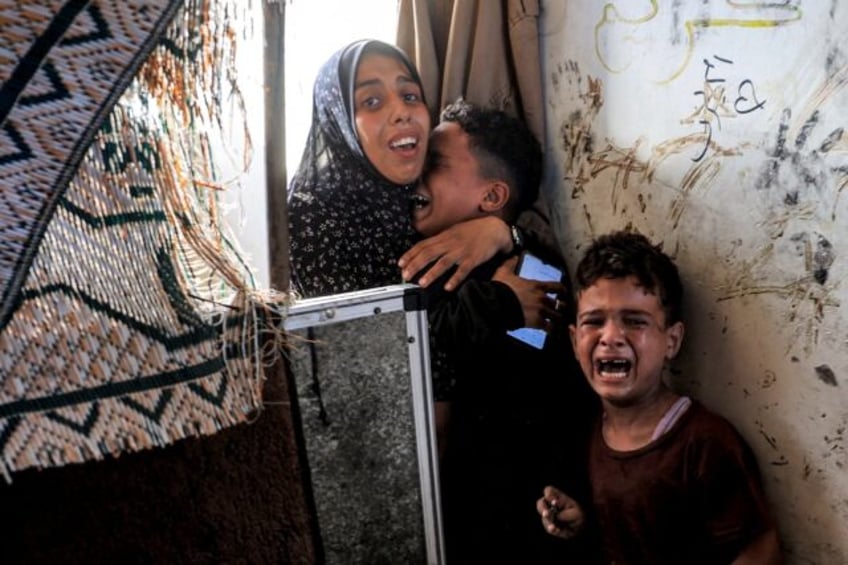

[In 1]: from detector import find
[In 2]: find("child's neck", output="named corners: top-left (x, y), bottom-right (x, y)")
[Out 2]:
top-left (601, 388), bottom-right (681, 452)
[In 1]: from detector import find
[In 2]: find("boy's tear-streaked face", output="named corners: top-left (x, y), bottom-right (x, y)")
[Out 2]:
top-left (569, 276), bottom-right (683, 410)
top-left (411, 121), bottom-right (491, 237)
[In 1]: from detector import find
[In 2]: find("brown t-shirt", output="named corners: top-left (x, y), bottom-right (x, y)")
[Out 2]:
top-left (589, 401), bottom-right (774, 565)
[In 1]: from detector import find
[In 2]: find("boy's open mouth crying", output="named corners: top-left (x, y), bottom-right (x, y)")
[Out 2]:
top-left (596, 358), bottom-right (632, 377)
top-left (410, 193), bottom-right (430, 209)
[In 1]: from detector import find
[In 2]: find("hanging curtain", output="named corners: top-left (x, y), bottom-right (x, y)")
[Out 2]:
top-left (0, 0), bottom-right (289, 478)
top-left (397, 0), bottom-right (557, 250)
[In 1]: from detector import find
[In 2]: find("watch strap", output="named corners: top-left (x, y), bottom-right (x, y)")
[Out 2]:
top-left (509, 224), bottom-right (524, 253)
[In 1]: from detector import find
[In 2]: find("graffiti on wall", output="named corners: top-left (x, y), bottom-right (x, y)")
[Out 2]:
top-left (685, 54), bottom-right (766, 162)
top-left (594, 1), bottom-right (801, 84)
top-left (550, 2), bottom-right (848, 357)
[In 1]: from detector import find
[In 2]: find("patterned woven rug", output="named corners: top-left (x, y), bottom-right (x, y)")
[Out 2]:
top-left (0, 0), bottom-right (282, 477)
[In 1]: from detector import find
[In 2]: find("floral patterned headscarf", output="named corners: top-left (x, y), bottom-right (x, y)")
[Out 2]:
top-left (287, 39), bottom-right (425, 297)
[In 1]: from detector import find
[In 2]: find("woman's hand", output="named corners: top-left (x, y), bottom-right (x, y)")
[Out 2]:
top-left (493, 256), bottom-right (567, 329)
top-left (399, 216), bottom-right (512, 290)
top-left (536, 485), bottom-right (584, 539)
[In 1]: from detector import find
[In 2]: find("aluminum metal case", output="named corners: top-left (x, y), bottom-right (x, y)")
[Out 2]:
top-left (284, 284), bottom-right (444, 564)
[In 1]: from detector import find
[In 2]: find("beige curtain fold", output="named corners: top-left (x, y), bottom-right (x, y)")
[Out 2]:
top-left (397, 0), bottom-right (557, 253)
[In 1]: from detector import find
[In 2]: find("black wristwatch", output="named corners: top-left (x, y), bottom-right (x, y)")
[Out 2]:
top-left (509, 224), bottom-right (524, 254)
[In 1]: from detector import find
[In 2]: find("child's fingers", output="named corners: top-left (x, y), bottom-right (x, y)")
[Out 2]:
top-left (538, 487), bottom-right (584, 539)
top-left (537, 497), bottom-right (562, 535)
top-left (538, 492), bottom-right (562, 525)
top-left (536, 496), bottom-right (550, 516)
top-left (543, 485), bottom-right (563, 500)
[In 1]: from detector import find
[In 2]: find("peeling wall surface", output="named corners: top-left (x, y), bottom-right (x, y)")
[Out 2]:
top-left (540, 1), bottom-right (847, 562)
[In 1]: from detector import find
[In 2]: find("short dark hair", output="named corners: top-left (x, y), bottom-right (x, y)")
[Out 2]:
top-left (440, 99), bottom-right (541, 220)
top-left (574, 231), bottom-right (684, 325)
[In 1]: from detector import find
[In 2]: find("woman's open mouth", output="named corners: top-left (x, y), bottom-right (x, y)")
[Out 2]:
top-left (390, 136), bottom-right (419, 151)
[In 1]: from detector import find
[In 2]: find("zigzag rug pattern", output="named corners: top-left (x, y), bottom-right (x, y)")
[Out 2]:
top-left (0, 0), bottom-right (264, 476)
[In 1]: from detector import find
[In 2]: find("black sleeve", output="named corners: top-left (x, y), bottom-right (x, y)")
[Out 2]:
top-left (423, 275), bottom-right (524, 355)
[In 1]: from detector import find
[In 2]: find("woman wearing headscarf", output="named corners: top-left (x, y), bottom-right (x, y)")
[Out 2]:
top-left (288, 39), bottom-right (517, 298)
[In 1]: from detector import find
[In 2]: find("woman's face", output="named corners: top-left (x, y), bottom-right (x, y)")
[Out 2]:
top-left (353, 52), bottom-right (430, 185)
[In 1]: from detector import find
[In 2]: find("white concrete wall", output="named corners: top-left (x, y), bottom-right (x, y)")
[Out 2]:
top-left (540, 1), bottom-right (848, 562)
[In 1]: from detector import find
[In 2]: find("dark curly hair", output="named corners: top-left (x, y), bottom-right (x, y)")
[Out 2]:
top-left (440, 99), bottom-right (541, 221)
top-left (574, 230), bottom-right (684, 325)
